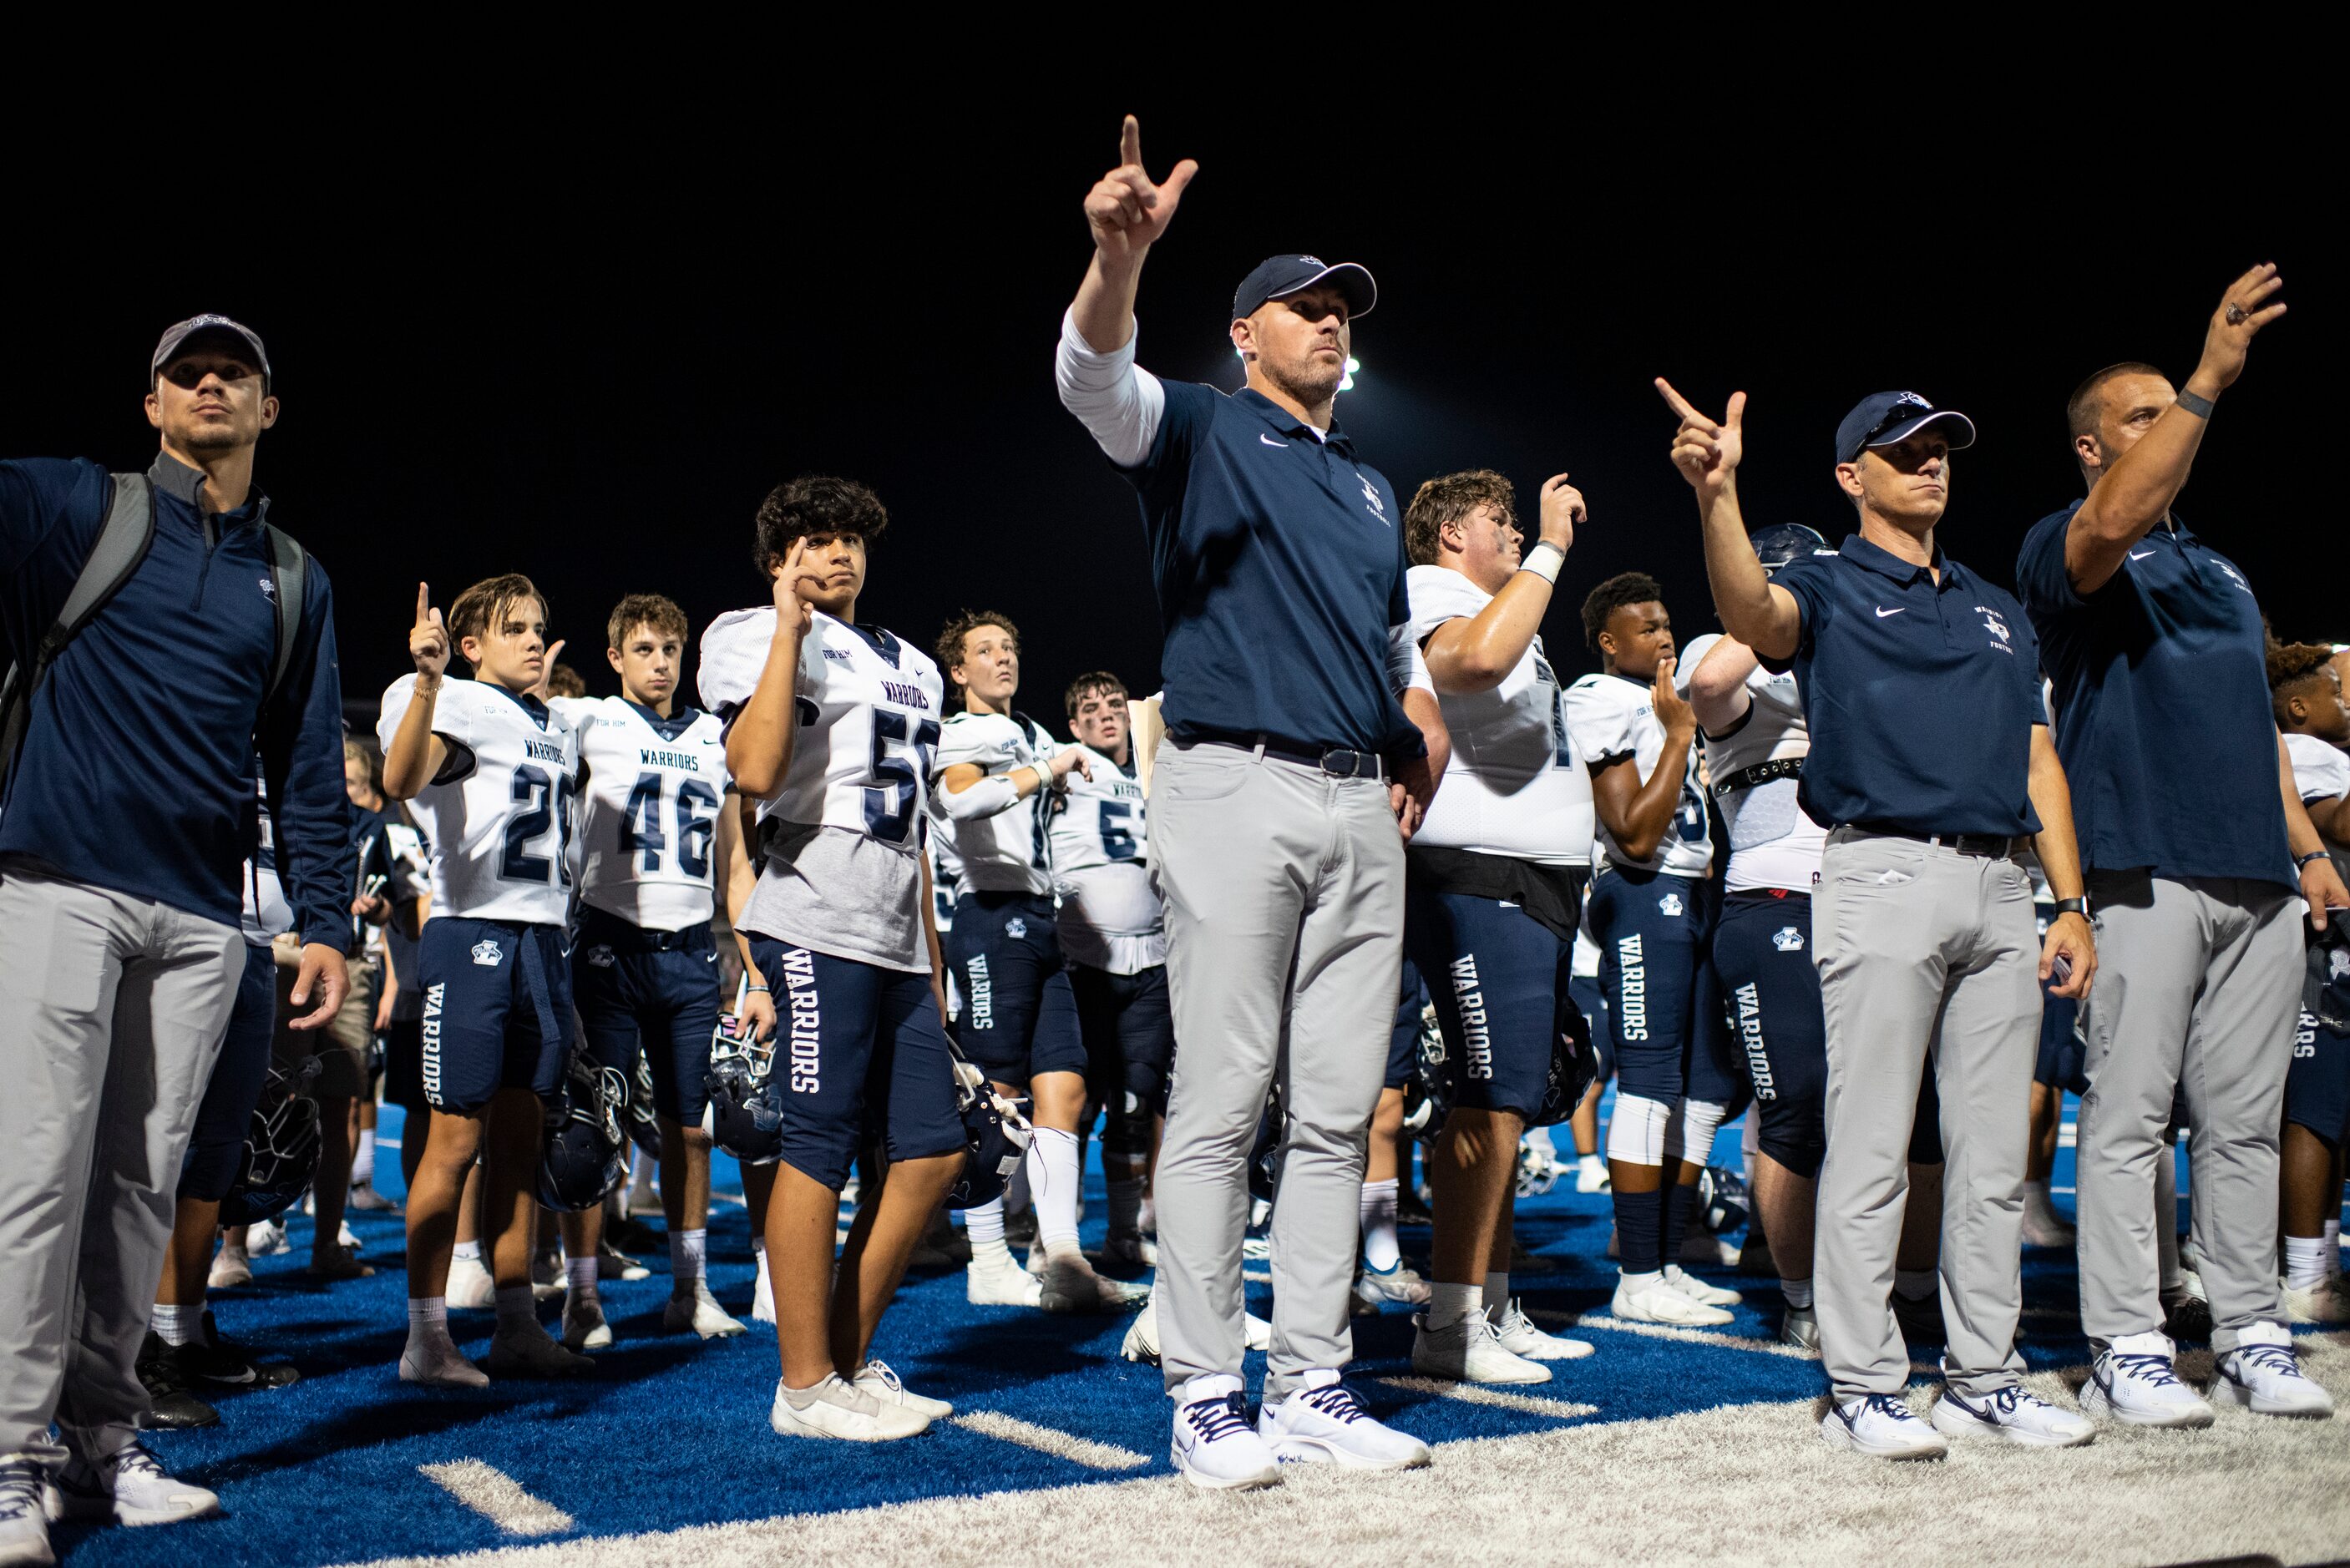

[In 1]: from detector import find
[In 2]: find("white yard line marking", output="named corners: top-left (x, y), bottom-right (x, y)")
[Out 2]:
top-left (1529, 1308), bottom-right (1819, 1361)
top-left (951, 1411), bottom-right (1149, 1469)
top-left (418, 1460), bottom-right (574, 1536)
top-left (1243, 1268), bottom-right (1272, 1283)
top-left (1380, 1376), bottom-right (1598, 1419)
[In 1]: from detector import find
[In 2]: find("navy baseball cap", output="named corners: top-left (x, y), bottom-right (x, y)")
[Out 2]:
top-left (152, 314), bottom-right (271, 389)
top-left (1233, 255), bottom-right (1377, 323)
top-left (1834, 391), bottom-right (1974, 466)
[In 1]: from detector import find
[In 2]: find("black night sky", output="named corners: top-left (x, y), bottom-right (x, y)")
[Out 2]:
top-left (8, 96), bottom-right (2336, 726)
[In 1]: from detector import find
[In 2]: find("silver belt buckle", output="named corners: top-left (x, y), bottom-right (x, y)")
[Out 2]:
top-left (1319, 747), bottom-right (1364, 778)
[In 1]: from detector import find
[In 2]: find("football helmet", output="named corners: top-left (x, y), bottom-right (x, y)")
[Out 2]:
top-left (219, 1056), bottom-right (323, 1227)
top-left (538, 1054), bottom-right (631, 1211)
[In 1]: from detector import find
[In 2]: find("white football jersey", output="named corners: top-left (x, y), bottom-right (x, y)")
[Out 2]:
top-left (1679, 632), bottom-right (1826, 894)
top-left (1050, 746), bottom-right (1162, 973)
top-left (926, 796), bottom-right (964, 933)
top-left (933, 711), bottom-right (1061, 898)
top-left (1405, 565), bottom-right (1595, 866)
top-left (552, 695), bottom-right (732, 932)
top-left (1562, 671), bottom-right (1713, 878)
top-left (698, 607), bottom-right (944, 849)
top-left (2286, 731), bottom-right (2350, 883)
top-left (377, 675), bottom-right (580, 924)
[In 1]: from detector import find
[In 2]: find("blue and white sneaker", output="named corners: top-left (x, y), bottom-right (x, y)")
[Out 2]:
top-left (1172, 1377), bottom-right (1280, 1490)
top-left (2212, 1323), bottom-right (2334, 1419)
top-left (1353, 1261), bottom-right (1431, 1310)
top-left (1259, 1371), bottom-right (1431, 1471)
top-left (43, 1443), bottom-right (218, 1526)
top-left (1931, 1383), bottom-right (2094, 1446)
top-left (2079, 1333), bottom-right (2214, 1428)
top-left (1, 1455), bottom-right (52, 1566)
top-left (1819, 1394), bottom-right (1947, 1459)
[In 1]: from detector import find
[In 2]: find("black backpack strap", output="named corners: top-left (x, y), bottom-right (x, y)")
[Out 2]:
top-left (0, 472), bottom-right (156, 785)
top-left (261, 523), bottom-right (307, 706)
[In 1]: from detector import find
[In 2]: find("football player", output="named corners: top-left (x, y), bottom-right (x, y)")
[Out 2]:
top-left (1400, 468), bottom-right (1598, 1381)
top-left (379, 574), bottom-right (591, 1385)
top-left (1565, 573), bottom-right (1745, 1328)
top-left (931, 612), bottom-right (1130, 1314)
top-left (701, 474), bottom-right (965, 1441)
top-left (547, 594), bottom-right (755, 1350)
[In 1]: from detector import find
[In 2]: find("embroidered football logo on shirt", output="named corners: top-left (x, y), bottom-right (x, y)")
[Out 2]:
top-left (1360, 474), bottom-right (1389, 524)
top-left (1978, 606), bottom-right (2013, 650)
top-left (2215, 561), bottom-right (2254, 594)
top-left (1658, 893), bottom-right (1684, 918)
top-left (258, 575), bottom-right (277, 603)
top-left (470, 938), bottom-right (504, 967)
top-left (1005, 917), bottom-right (1027, 940)
top-left (1772, 926), bottom-right (1806, 952)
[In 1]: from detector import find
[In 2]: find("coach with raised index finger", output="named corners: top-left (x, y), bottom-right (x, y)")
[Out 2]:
top-left (1657, 377), bottom-right (2098, 1460)
top-left (1055, 115), bottom-right (1447, 1490)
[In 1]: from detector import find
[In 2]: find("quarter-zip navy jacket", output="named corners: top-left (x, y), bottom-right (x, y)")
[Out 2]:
top-left (1, 451), bottom-right (352, 948)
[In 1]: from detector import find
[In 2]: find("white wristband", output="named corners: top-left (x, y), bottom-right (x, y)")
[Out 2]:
top-left (1518, 541), bottom-right (1565, 584)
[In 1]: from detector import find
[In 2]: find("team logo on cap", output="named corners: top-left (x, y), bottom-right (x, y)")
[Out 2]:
top-left (1772, 926), bottom-right (1806, 952)
top-left (1298, 254), bottom-right (1324, 266)
top-left (471, 939), bottom-right (504, 967)
top-left (1658, 893), bottom-right (1684, 918)
top-left (1005, 918), bottom-right (1027, 940)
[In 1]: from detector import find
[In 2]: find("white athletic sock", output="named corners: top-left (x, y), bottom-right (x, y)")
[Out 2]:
top-left (1031, 1127), bottom-right (1082, 1254)
top-left (1894, 1267), bottom-right (1937, 1302)
top-left (1107, 1176), bottom-right (1144, 1241)
top-left (1781, 1276), bottom-right (1815, 1310)
top-left (1427, 1282), bottom-right (1481, 1330)
top-left (2326, 1219), bottom-right (2342, 1278)
top-left (752, 1236), bottom-right (773, 1308)
top-left (669, 1227), bottom-right (707, 1290)
top-left (1360, 1178), bottom-right (1401, 1272)
top-left (453, 1240), bottom-right (483, 1266)
top-left (564, 1253), bottom-right (598, 1301)
top-left (352, 1129), bottom-right (377, 1185)
top-left (1618, 1268), bottom-right (1664, 1292)
top-left (631, 1148), bottom-right (658, 1191)
top-left (2286, 1234), bottom-right (2331, 1291)
top-left (1577, 1153), bottom-right (1605, 1181)
top-left (408, 1297), bottom-right (449, 1333)
top-left (150, 1302), bottom-right (200, 1346)
top-left (965, 1197), bottom-right (1010, 1267)
top-left (1137, 1195), bottom-right (1157, 1237)
top-left (494, 1283), bottom-right (539, 1335)
top-left (1005, 1151), bottom-right (1032, 1216)
top-left (2024, 1179), bottom-right (2065, 1225)
top-left (1483, 1271), bottom-right (1512, 1320)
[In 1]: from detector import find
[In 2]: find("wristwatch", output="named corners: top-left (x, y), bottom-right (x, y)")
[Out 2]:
top-left (2052, 897), bottom-right (2088, 918)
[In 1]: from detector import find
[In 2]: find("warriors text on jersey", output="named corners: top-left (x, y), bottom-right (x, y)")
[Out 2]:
top-left (933, 711), bottom-right (1063, 898)
top-left (377, 675), bottom-right (580, 924)
top-left (1562, 671), bottom-right (1714, 878)
top-left (698, 606), bottom-right (945, 973)
top-left (1049, 746), bottom-right (1163, 973)
top-left (1679, 631), bottom-right (1826, 893)
top-left (1405, 565), bottom-right (1595, 865)
top-left (552, 695), bottom-right (732, 931)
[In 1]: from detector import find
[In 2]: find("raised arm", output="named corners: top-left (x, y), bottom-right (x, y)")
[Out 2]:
top-left (724, 542), bottom-right (814, 800)
top-left (1686, 635), bottom-right (1759, 737)
top-left (1423, 475), bottom-right (1583, 695)
top-left (1656, 382), bottom-right (1801, 663)
top-left (1589, 658), bottom-right (1697, 863)
top-left (382, 582), bottom-right (452, 801)
top-left (1071, 115), bottom-right (1197, 356)
top-left (2067, 266), bottom-right (2286, 595)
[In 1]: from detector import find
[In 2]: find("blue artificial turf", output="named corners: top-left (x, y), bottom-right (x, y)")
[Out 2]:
top-left (45, 1099), bottom-right (2300, 1567)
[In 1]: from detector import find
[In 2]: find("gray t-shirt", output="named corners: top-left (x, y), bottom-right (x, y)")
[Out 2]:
top-left (742, 822), bottom-right (928, 974)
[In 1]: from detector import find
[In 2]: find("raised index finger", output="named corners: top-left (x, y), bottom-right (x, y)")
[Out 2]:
top-left (416, 582), bottom-right (432, 622)
top-left (1654, 377), bottom-right (1701, 422)
top-left (1120, 114), bottom-right (1142, 171)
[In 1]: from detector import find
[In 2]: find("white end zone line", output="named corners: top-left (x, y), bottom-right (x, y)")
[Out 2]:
top-left (1380, 1376), bottom-right (1598, 1419)
top-left (1529, 1307), bottom-right (1820, 1361)
top-left (952, 1411), bottom-right (1150, 1469)
top-left (418, 1460), bottom-right (575, 1536)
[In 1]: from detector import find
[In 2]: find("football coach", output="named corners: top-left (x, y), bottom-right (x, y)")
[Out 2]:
top-left (0, 315), bottom-right (349, 1543)
top-left (1658, 378), bottom-right (2097, 1460)
top-left (1056, 116), bottom-right (1447, 1490)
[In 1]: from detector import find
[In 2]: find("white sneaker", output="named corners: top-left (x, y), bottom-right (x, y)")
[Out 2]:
top-left (1353, 1262), bottom-right (1432, 1309)
top-left (752, 1246), bottom-right (777, 1324)
top-left (1172, 1379), bottom-right (1281, 1490)
top-left (596, 1243), bottom-right (650, 1282)
top-left (1612, 1273), bottom-right (1734, 1327)
top-left (2079, 1333), bottom-right (2215, 1428)
top-left (1245, 1309), bottom-right (1273, 1351)
top-left (44, 1443), bottom-right (219, 1526)
top-left (445, 1255), bottom-right (498, 1312)
top-left (487, 1324), bottom-right (593, 1378)
top-left (665, 1283), bottom-right (747, 1338)
top-left (2211, 1324), bottom-right (2335, 1418)
top-left (1575, 1158), bottom-right (1611, 1194)
top-left (337, 1220), bottom-right (362, 1252)
top-left (1259, 1373), bottom-right (1431, 1471)
top-left (968, 1252), bottom-right (1045, 1308)
top-left (0, 1456), bottom-right (50, 1566)
top-left (1493, 1298), bottom-right (1594, 1360)
top-left (1105, 1232), bottom-right (1157, 1268)
top-left (246, 1219), bottom-right (288, 1257)
top-left (1411, 1311), bottom-right (1550, 1384)
top-left (1821, 1394), bottom-right (1947, 1459)
top-left (854, 1358), bottom-right (952, 1419)
top-left (2283, 1279), bottom-right (2350, 1325)
top-left (1664, 1265), bottom-right (1742, 1307)
top-left (207, 1244), bottom-right (252, 1291)
top-left (1932, 1383), bottom-right (2094, 1446)
top-left (772, 1373), bottom-right (929, 1440)
top-left (1121, 1298), bottom-right (1276, 1367)
top-left (561, 1291), bottom-right (611, 1351)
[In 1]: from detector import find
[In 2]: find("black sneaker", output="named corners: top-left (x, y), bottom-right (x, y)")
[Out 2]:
top-left (2162, 1288), bottom-right (2214, 1343)
top-left (1891, 1287), bottom-right (1947, 1344)
top-left (135, 1331), bottom-right (220, 1429)
top-left (173, 1310), bottom-right (299, 1389)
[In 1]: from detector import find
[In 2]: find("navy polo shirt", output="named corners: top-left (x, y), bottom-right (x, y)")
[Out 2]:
top-left (1773, 535), bottom-right (2047, 837)
top-left (2015, 503), bottom-right (2293, 888)
top-left (1119, 382), bottom-right (1421, 762)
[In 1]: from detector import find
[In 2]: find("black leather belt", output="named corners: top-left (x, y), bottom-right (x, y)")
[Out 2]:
top-left (1847, 825), bottom-right (2018, 859)
top-left (1186, 730), bottom-right (1385, 781)
top-left (1714, 756), bottom-right (1804, 796)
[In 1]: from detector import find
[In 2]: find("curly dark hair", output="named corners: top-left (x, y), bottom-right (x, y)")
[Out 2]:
top-left (1403, 469), bottom-right (1517, 567)
top-left (935, 609), bottom-right (1020, 701)
top-left (752, 474), bottom-right (889, 579)
top-left (1581, 571), bottom-right (1664, 651)
top-left (2268, 635), bottom-right (2341, 724)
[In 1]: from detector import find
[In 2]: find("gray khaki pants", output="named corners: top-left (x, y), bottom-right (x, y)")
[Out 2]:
top-left (1149, 741), bottom-right (1404, 1400)
top-left (0, 864), bottom-right (241, 1462)
top-left (1813, 830), bottom-right (2041, 1400)
top-left (2076, 872), bottom-right (2298, 1351)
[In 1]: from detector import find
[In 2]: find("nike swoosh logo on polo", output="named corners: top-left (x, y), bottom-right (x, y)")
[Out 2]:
top-left (1875, 607), bottom-right (1906, 618)
top-left (1259, 434), bottom-right (1286, 448)
top-left (2128, 550), bottom-right (2155, 561)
